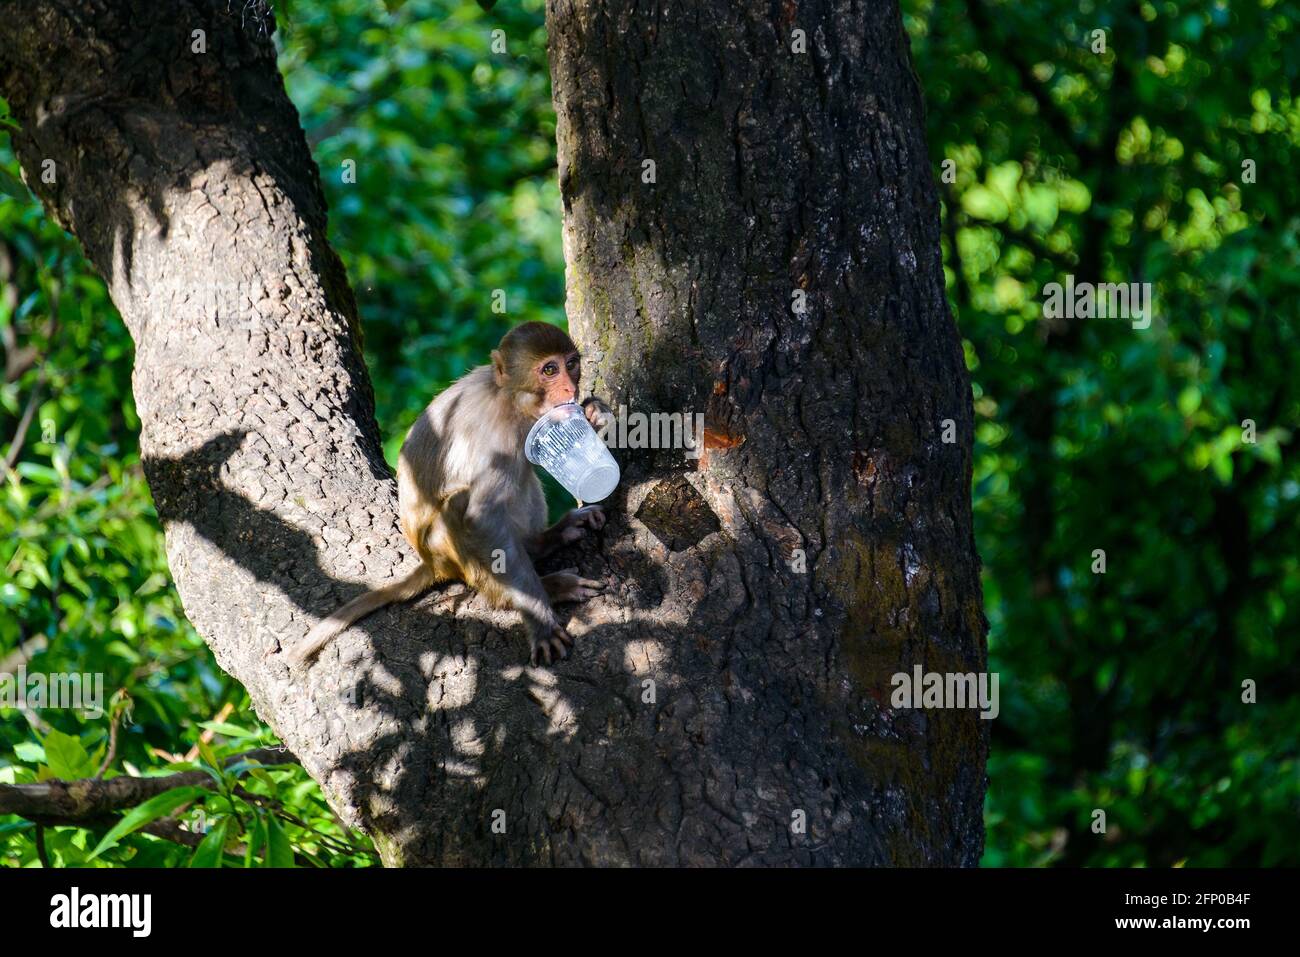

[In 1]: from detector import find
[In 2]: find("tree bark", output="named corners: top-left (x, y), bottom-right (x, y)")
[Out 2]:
top-left (1, 0), bottom-right (986, 865)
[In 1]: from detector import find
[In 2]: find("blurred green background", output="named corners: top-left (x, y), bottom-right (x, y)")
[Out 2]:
top-left (1, 0), bottom-right (1296, 867)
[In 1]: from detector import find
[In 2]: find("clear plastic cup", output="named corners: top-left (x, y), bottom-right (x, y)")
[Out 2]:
top-left (525, 402), bottom-right (620, 503)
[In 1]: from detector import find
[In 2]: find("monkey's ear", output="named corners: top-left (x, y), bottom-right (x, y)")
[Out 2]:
top-left (490, 349), bottom-right (508, 386)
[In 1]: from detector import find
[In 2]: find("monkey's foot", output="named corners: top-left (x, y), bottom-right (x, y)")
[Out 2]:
top-left (530, 624), bottom-right (574, 666)
top-left (542, 568), bottom-right (606, 603)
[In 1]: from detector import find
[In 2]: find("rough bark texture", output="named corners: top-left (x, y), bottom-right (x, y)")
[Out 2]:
top-left (1, 0), bottom-right (986, 865)
top-left (545, 0), bottom-right (987, 865)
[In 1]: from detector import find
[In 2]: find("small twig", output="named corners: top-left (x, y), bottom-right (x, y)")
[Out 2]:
top-left (19, 704), bottom-right (52, 736)
top-left (183, 701), bottom-right (235, 762)
top-left (2, 281), bottom-right (60, 475)
top-left (150, 701), bottom-right (239, 764)
top-left (0, 243), bottom-right (39, 383)
top-left (140, 818), bottom-right (206, 850)
top-left (3, 374), bottom-right (44, 471)
top-left (0, 635), bottom-right (47, 675)
top-left (94, 712), bottom-right (120, 780)
top-left (34, 823), bottom-right (50, 867)
top-left (232, 786), bottom-right (360, 857)
top-left (1, 330), bottom-right (38, 383)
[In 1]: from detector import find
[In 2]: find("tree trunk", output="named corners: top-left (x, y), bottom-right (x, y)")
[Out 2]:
top-left (1, 0), bottom-right (986, 865)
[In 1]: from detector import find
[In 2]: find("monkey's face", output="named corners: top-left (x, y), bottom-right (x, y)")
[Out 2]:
top-left (492, 323), bottom-right (582, 420)
top-left (530, 350), bottom-right (581, 416)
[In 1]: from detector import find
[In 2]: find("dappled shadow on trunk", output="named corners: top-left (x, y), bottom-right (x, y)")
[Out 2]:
top-left (139, 422), bottom-right (753, 865)
top-left (139, 303), bottom-right (981, 865)
top-left (137, 435), bottom-right (716, 864)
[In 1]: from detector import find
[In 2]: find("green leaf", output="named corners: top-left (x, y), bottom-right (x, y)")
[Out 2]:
top-left (14, 462), bottom-right (60, 485)
top-left (244, 814), bottom-right (267, 868)
top-left (13, 740), bottom-right (45, 763)
top-left (189, 819), bottom-right (229, 868)
top-left (195, 738), bottom-right (223, 782)
top-left (87, 786), bottom-right (211, 860)
top-left (0, 165), bottom-right (29, 199)
top-left (265, 815), bottom-right (295, 868)
top-left (223, 758), bottom-right (282, 779)
top-left (962, 185), bottom-right (1009, 223)
top-left (196, 721), bottom-right (258, 738)
top-left (38, 728), bottom-right (95, 780)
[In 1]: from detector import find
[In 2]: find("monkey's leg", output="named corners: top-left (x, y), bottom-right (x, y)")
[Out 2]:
top-left (453, 505), bottom-right (575, 665)
top-left (542, 567), bottom-right (606, 603)
top-left (527, 504), bottom-right (606, 558)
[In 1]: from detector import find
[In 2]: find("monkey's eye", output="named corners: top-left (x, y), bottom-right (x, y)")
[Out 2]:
top-left (541, 362), bottom-right (559, 377)
top-left (566, 356), bottom-right (580, 372)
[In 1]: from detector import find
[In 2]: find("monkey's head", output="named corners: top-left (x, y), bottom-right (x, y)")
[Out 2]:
top-left (492, 321), bottom-right (582, 420)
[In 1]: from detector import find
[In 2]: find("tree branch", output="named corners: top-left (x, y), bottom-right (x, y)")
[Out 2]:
top-left (0, 635), bottom-right (48, 675)
top-left (0, 748), bottom-right (296, 822)
top-left (1, 282), bottom-right (59, 473)
top-left (967, 0), bottom-right (1101, 167)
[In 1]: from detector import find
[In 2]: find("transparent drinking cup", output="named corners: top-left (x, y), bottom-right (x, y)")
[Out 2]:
top-left (524, 402), bottom-right (620, 503)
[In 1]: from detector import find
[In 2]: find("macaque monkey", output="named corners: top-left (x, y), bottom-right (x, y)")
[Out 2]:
top-left (285, 322), bottom-right (611, 667)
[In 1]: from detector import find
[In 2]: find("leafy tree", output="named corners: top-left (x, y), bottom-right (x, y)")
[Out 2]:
top-left (907, 0), bottom-right (1300, 865)
top-left (2, 0), bottom-right (985, 866)
top-left (2, 0), bottom-right (1297, 867)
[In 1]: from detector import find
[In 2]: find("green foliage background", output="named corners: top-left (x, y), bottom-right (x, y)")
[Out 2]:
top-left (1, 0), bottom-right (1296, 867)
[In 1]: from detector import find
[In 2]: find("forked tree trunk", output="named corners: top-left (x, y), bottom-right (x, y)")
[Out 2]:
top-left (0, 0), bottom-right (986, 865)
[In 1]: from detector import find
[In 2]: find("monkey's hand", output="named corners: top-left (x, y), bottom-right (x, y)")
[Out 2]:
top-left (542, 568), bottom-right (606, 603)
top-left (581, 396), bottom-right (613, 431)
top-left (531, 620), bottom-right (574, 666)
top-left (530, 504), bottom-right (606, 556)
top-left (560, 503), bottom-right (605, 541)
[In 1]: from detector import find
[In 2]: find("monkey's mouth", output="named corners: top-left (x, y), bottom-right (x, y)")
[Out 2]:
top-left (538, 398), bottom-right (579, 415)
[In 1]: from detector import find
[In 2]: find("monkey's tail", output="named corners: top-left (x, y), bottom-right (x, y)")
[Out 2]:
top-left (284, 565), bottom-right (437, 666)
